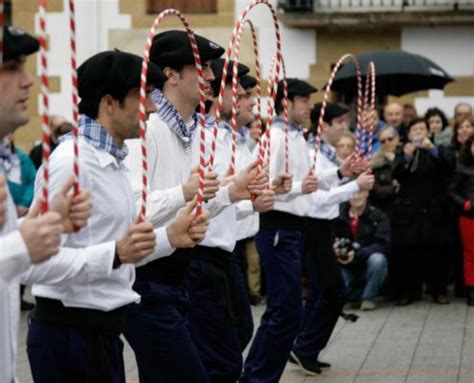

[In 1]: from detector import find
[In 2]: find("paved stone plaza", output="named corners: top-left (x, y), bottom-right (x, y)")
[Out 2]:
top-left (16, 295), bottom-right (474, 383)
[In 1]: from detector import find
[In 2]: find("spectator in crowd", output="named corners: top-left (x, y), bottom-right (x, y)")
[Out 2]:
top-left (384, 103), bottom-right (407, 143)
top-left (450, 134), bottom-right (474, 306)
top-left (391, 118), bottom-right (452, 305)
top-left (1, 134), bottom-right (37, 311)
top-left (1, 134), bottom-right (35, 217)
top-left (369, 126), bottom-right (399, 217)
top-left (403, 103), bottom-right (418, 128)
top-left (425, 107), bottom-right (452, 147)
top-left (29, 114), bottom-right (73, 169)
top-left (335, 190), bottom-right (390, 310)
top-left (452, 116), bottom-right (474, 156)
top-left (335, 131), bottom-right (355, 162)
top-left (454, 102), bottom-right (473, 122)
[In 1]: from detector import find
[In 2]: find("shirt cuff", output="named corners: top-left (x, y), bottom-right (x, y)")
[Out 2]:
top-left (0, 230), bottom-right (31, 281)
top-left (216, 185), bottom-right (232, 206)
top-left (157, 227), bottom-right (176, 257)
top-left (86, 241), bottom-right (116, 280)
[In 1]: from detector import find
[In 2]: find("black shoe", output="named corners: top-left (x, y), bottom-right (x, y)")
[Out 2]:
top-left (21, 299), bottom-right (35, 311)
top-left (289, 351), bottom-right (322, 376)
top-left (289, 354), bottom-right (331, 369)
top-left (316, 360), bottom-right (331, 369)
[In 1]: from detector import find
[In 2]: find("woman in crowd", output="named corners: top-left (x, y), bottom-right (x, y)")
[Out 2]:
top-left (335, 131), bottom-right (356, 162)
top-left (450, 134), bottom-right (474, 306)
top-left (451, 116), bottom-right (474, 158)
top-left (369, 126), bottom-right (399, 218)
top-left (425, 107), bottom-right (452, 147)
top-left (391, 118), bottom-right (452, 305)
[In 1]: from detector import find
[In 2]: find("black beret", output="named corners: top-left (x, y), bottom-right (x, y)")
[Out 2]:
top-left (276, 78), bottom-right (317, 101)
top-left (3, 25), bottom-right (39, 63)
top-left (77, 50), bottom-right (166, 104)
top-left (150, 30), bottom-right (224, 69)
top-left (310, 102), bottom-right (350, 125)
top-left (210, 58), bottom-right (250, 97)
top-left (240, 74), bottom-right (257, 90)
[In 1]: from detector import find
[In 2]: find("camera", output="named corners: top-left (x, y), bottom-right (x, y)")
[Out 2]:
top-left (335, 238), bottom-right (361, 261)
top-left (412, 137), bottom-right (422, 147)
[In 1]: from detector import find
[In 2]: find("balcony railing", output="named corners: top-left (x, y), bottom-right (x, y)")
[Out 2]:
top-left (278, 0), bottom-right (474, 13)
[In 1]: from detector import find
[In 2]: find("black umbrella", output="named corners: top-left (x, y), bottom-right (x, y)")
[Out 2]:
top-left (330, 50), bottom-right (454, 97)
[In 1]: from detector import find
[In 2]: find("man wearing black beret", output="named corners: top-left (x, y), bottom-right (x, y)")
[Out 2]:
top-left (25, 50), bottom-right (211, 383)
top-left (241, 78), bottom-right (319, 383)
top-left (184, 58), bottom-right (273, 383)
top-left (0, 25), bottom-right (101, 383)
top-left (290, 101), bottom-right (373, 375)
top-left (123, 31), bottom-right (267, 383)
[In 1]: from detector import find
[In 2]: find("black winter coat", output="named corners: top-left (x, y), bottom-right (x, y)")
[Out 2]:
top-left (391, 146), bottom-right (452, 245)
top-left (335, 203), bottom-right (391, 268)
top-left (450, 164), bottom-right (474, 219)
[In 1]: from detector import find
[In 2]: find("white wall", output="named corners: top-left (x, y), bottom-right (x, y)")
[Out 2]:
top-left (402, 26), bottom-right (474, 117)
top-left (35, 0), bottom-right (131, 120)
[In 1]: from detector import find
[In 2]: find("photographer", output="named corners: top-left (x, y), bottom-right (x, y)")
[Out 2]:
top-left (335, 191), bottom-right (390, 311)
top-left (392, 117), bottom-right (453, 305)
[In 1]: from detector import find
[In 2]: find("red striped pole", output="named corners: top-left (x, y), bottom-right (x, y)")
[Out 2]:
top-left (38, 0), bottom-right (51, 212)
top-left (209, 0), bottom-right (287, 175)
top-left (312, 53), bottom-right (362, 169)
top-left (68, 0), bottom-right (80, 197)
top-left (365, 61), bottom-right (376, 162)
top-left (139, 9), bottom-right (207, 220)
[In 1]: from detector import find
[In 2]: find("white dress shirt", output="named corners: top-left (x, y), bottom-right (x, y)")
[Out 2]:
top-left (198, 122), bottom-right (238, 252)
top-left (235, 138), bottom-right (259, 240)
top-left (269, 124), bottom-right (311, 217)
top-left (124, 113), bottom-right (232, 231)
top-left (308, 145), bottom-right (359, 220)
top-left (32, 138), bottom-right (175, 311)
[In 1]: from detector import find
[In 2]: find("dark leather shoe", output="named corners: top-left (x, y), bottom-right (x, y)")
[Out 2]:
top-left (434, 294), bottom-right (450, 305)
top-left (289, 354), bottom-right (331, 369)
top-left (396, 296), bottom-right (412, 306)
top-left (289, 351), bottom-right (322, 375)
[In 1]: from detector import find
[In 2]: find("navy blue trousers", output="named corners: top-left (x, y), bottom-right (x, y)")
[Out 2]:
top-left (293, 218), bottom-right (345, 361)
top-left (27, 315), bottom-right (125, 383)
top-left (231, 244), bottom-right (255, 351)
top-left (123, 281), bottom-right (209, 383)
top-left (242, 228), bottom-right (304, 383)
top-left (187, 257), bottom-right (244, 383)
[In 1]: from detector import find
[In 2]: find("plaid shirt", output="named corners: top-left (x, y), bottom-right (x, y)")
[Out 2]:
top-left (272, 116), bottom-right (302, 133)
top-left (151, 89), bottom-right (198, 149)
top-left (61, 115), bottom-right (129, 162)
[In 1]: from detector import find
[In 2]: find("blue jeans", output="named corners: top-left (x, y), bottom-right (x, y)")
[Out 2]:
top-left (242, 227), bottom-right (303, 383)
top-left (341, 252), bottom-right (388, 301)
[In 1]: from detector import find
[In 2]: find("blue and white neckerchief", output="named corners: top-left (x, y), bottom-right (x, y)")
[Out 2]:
top-left (320, 139), bottom-right (338, 165)
top-left (60, 115), bottom-right (129, 162)
top-left (272, 116), bottom-right (302, 133)
top-left (236, 126), bottom-right (249, 145)
top-left (151, 89), bottom-right (198, 149)
top-left (204, 114), bottom-right (233, 134)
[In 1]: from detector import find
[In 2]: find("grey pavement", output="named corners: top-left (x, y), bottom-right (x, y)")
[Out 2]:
top-left (16, 293), bottom-right (474, 383)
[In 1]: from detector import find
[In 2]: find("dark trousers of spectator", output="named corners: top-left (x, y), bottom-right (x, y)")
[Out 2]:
top-left (393, 243), bottom-right (449, 299)
top-left (27, 315), bottom-right (125, 383)
top-left (123, 281), bottom-right (209, 383)
top-left (460, 216), bottom-right (474, 286)
top-left (292, 218), bottom-right (345, 362)
top-left (186, 247), bottom-right (244, 383)
top-left (241, 227), bottom-right (304, 383)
